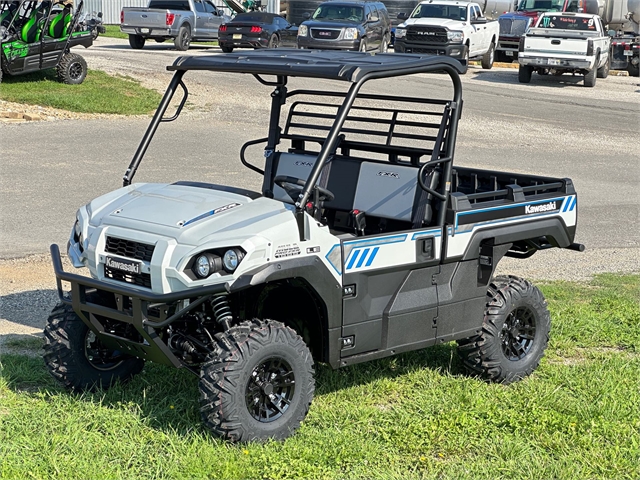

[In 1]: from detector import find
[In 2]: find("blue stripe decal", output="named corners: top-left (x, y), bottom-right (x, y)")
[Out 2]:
top-left (343, 234), bottom-right (407, 247)
top-left (355, 248), bottom-right (370, 268)
top-left (411, 228), bottom-right (442, 240)
top-left (569, 196), bottom-right (577, 211)
top-left (183, 210), bottom-right (215, 227)
top-left (562, 197), bottom-right (570, 212)
top-left (346, 250), bottom-right (361, 270)
top-left (365, 247), bottom-right (379, 267)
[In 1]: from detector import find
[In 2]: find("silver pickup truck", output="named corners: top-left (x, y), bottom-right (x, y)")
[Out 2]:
top-left (121, 0), bottom-right (230, 51)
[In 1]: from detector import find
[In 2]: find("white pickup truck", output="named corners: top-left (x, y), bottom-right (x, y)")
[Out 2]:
top-left (393, 0), bottom-right (500, 72)
top-left (518, 12), bottom-right (611, 87)
top-left (121, 0), bottom-right (230, 51)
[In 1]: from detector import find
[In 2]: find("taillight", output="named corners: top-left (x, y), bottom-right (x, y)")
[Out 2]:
top-left (220, 24), bottom-right (227, 32)
top-left (250, 26), bottom-right (262, 33)
top-left (120, 10), bottom-right (124, 24)
top-left (518, 36), bottom-right (525, 52)
top-left (166, 12), bottom-right (175, 26)
top-left (586, 38), bottom-right (593, 56)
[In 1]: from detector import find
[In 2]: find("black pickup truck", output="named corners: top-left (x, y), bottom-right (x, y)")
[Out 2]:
top-left (45, 49), bottom-right (583, 443)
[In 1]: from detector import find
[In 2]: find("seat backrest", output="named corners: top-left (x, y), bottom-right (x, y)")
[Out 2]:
top-left (49, 7), bottom-right (71, 38)
top-left (263, 152), bottom-right (322, 203)
top-left (21, 9), bottom-right (42, 43)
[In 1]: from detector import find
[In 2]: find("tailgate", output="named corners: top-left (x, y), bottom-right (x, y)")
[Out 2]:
top-left (523, 32), bottom-right (588, 56)
top-left (122, 8), bottom-right (169, 28)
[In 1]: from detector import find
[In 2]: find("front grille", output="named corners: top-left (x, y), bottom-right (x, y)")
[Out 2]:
top-left (409, 47), bottom-right (445, 55)
top-left (310, 28), bottom-right (341, 40)
top-left (499, 18), bottom-right (530, 37)
top-left (104, 265), bottom-right (152, 289)
top-left (406, 26), bottom-right (448, 44)
top-left (105, 236), bottom-right (155, 262)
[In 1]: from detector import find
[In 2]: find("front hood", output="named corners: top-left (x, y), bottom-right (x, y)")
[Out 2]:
top-left (401, 18), bottom-right (466, 30)
top-left (93, 183), bottom-right (255, 230)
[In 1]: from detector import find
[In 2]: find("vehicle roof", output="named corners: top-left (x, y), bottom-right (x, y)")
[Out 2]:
top-left (230, 12), bottom-right (280, 21)
top-left (168, 49), bottom-right (464, 82)
top-left (537, 11), bottom-right (599, 17)
top-left (417, 0), bottom-right (475, 6)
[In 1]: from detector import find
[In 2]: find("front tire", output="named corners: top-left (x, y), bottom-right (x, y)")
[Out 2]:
top-left (56, 53), bottom-right (87, 85)
top-left (43, 302), bottom-right (145, 392)
top-left (459, 45), bottom-right (470, 74)
top-left (359, 38), bottom-right (367, 52)
top-left (379, 34), bottom-right (389, 53)
top-left (457, 276), bottom-right (551, 385)
top-left (128, 34), bottom-right (145, 49)
top-left (481, 41), bottom-right (495, 69)
top-left (174, 25), bottom-right (191, 51)
top-left (518, 65), bottom-right (532, 83)
top-left (199, 319), bottom-right (315, 442)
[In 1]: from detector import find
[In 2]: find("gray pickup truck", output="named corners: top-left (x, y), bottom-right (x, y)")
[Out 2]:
top-left (121, 0), bottom-right (230, 50)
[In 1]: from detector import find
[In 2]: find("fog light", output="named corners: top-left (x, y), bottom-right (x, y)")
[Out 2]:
top-left (223, 249), bottom-right (242, 272)
top-left (193, 253), bottom-right (219, 278)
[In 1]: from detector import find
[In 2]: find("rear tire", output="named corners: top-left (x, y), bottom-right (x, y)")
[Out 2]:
top-left (518, 65), bottom-right (532, 83)
top-left (199, 319), bottom-right (315, 442)
top-left (56, 53), bottom-right (87, 85)
top-left (481, 41), bottom-right (495, 69)
top-left (128, 34), bottom-right (145, 49)
top-left (43, 302), bottom-right (145, 392)
top-left (174, 25), bottom-right (191, 51)
top-left (268, 33), bottom-right (279, 48)
top-left (584, 63), bottom-right (597, 87)
top-left (457, 275), bottom-right (551, 385)
top-left (597, 54), bottom-right (610, 78)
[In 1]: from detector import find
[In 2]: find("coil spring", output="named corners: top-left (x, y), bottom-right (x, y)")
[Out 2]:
top-left (211, 295), bottom-right (233, 331)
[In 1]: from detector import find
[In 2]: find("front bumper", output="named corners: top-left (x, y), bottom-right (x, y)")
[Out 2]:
top-left (51, 243), bottom-right (227, 369)
top-left (393, 40), bottom-right (465, 58)
top-left (519, 54), bottom-right (593, 70)
top-left (297, 37), bottom-right (360, 50)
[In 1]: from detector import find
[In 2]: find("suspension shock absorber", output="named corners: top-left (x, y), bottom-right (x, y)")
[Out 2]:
top-left (210, 295), bottom-right (233, 331)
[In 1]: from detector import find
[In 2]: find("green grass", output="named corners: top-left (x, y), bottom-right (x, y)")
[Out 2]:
top-left (0, 69), bottom-right (161, 115)
top-left (1, 274), bottom-right (639, 479)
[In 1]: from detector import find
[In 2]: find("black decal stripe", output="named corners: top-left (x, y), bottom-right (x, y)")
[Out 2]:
top-left (457, 202), bottom-right (561, 226)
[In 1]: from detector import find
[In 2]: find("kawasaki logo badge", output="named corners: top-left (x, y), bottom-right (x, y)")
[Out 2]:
top-left (105, 256), bottom-right (140, 274)
top-left (525, 201), bottom-right (557, 214)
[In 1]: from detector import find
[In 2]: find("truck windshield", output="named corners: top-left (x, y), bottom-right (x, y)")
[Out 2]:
top-left (312, 5), bottom-right (364, 22)
top-left (537, 14), bottom-right (598, 30)
top-left (410, 4), bottom-right (467, 21)
top-left (517, 0), bottom-right (565, 12)
top-left (148, 0), bottom-right (191, 10)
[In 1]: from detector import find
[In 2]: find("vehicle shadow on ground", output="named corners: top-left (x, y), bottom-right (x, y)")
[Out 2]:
top-left (0, 289), bottom-right (59, 337)
top-left (1, 314), bottom-right (468, 438)
top-left (97, 43), bottom-right (219, 52)
top-left (471, 69), bottom-right (587, 88)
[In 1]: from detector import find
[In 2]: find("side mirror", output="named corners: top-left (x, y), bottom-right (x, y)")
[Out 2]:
top-left (98, 12), bottom-right (103, 18)
top-left (471, 17), bottom-right (487, 24)
top-left (303, 12), bottom-right (311, 20)
top-left (397, 12), bottom-right (408, 20)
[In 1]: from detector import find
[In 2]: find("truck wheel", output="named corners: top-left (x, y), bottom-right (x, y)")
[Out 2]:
top-left (459, 45), bottom-right (470, 74)
top-left (268, 33), bottom-right (279, 48)
top-left (456, 275), bottom-right (551, 385)
top-left (220, 45), bottom-right (233, 53)
top-left (128, 34), bottom-right (145, 49)
top-left (43, 302), bottom-right (145, 392)
top-left (56, 53), bottom-right (87, 85)
top-left (174, 25), bottom-right (191, 51)
top-left (199, 319), bottom-right (315, 442)
top-left (359, 38), bottom-right (367, 52)
top-left (518, 65), bottom-right (532, 83)
top-left (628, 62), bottom-right (639, 77)
top-left (584, 64), bottom-right (597, 87)
top-left (494, 50), bottom-right (508, 63)
top-left (481, 42), bottom-right (495, 69)
top-left (379, 34), bottom-right (389, 53)
top-left (597, 54), bottom-right (610, 78)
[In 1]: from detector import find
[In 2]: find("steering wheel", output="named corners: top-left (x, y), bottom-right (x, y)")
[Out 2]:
top-left (274, 175), bottom-right (335, 203)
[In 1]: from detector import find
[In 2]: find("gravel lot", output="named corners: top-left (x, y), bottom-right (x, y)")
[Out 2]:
top-left (1, 38), bottom-right (638, 353)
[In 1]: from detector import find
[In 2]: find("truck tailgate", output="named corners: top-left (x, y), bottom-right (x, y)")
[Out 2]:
top-left (523, 31), bottom-right (589, 57)
top-left (122, 8), bottom-right (169, 28)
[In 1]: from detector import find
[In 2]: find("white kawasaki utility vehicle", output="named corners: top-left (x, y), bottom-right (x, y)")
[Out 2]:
top-left (46, 50), bottom-right (584, 442)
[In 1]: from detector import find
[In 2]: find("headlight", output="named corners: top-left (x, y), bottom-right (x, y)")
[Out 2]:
top-left (298, 25), bottom-right (307, 36)
top-left (395, 28), bottom-right (406, 39)
top-left (447, 31), bottom-right (463, 43)
top-left (343, 27), bottom-right (358, 40)
top-left (193, 253), bottom-right (221, 279)
top-left (223, 249), bottom-right (244, 272)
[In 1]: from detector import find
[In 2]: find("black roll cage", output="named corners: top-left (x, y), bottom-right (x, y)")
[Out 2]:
top-left (122, 51), bottom-right (464, 236)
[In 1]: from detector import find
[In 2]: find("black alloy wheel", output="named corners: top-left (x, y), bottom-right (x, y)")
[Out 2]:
top-left (56, 53), bottom-right (87, 85)
top-left (245, 357), bottom-right (295, 422)
top-left (268, 33), bottom-right (279, 48)
top-left (499, 306), bottom-right (536, 361)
